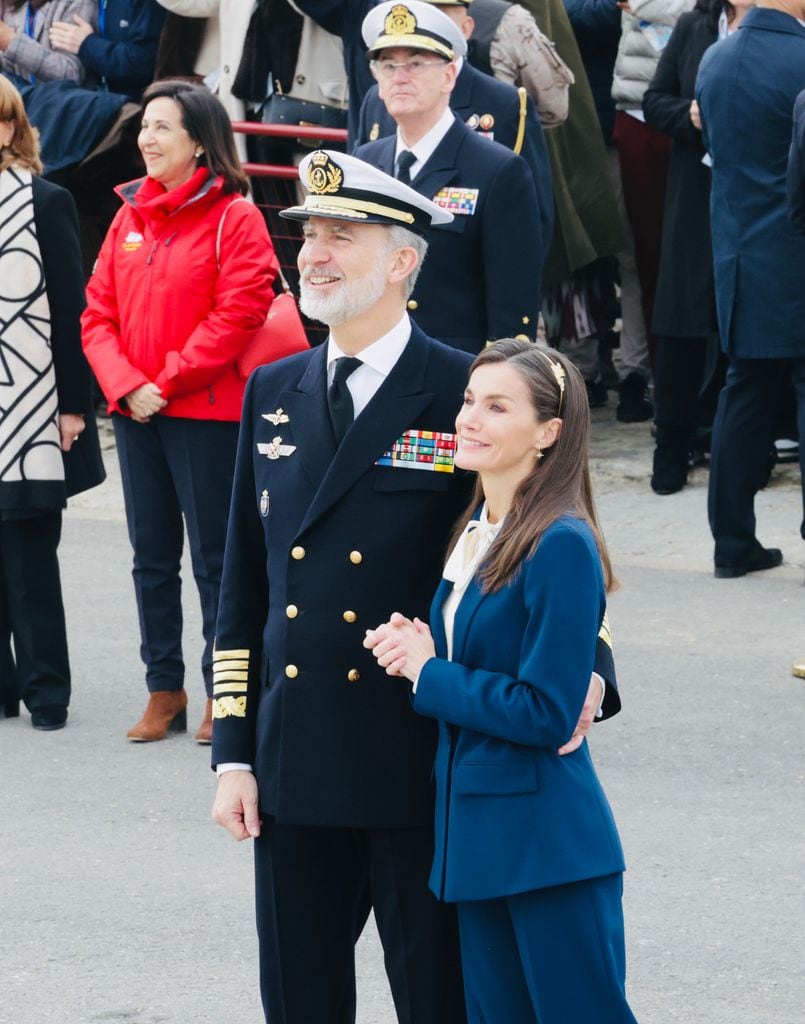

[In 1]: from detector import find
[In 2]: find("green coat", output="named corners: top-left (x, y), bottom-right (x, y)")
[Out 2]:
top-left (516, 0), bottom-right (626, 283)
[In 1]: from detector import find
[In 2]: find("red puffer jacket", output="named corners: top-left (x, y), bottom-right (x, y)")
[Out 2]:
top-left (82, 168), bottom-right (278, 421)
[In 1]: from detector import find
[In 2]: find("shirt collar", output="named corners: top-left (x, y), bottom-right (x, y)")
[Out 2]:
top-left (395, 106), bottom-right (455, 167)
top-left (326, 314), bottom-right (412, 377)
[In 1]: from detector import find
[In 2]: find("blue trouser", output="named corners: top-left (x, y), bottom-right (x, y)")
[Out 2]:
top-left (708, 356), bottom-right (805, 565)
top-left (113, 414), bottom-right (238, 695)
top-left (456, 874), bottom-right (638, 1024)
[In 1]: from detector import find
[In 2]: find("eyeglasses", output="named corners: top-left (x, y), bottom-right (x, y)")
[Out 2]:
top-left (371, 58), bottom-right (449, 79)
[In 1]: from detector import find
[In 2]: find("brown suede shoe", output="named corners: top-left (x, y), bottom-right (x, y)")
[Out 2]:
top-left (195, 698), bottom-right (213, 745)
top-left (127, 690), bottom-right (188, 742)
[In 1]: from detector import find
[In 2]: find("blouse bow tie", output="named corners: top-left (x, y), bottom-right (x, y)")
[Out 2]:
top-left (443, 514), bottom-right (503, 590)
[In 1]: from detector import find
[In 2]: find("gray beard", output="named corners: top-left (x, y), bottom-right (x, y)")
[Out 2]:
top-left (299, 266), bottom-right (388, 327)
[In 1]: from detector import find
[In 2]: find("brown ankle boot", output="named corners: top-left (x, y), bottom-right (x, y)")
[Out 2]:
top-left (127, 690), bottom-right (188, 742)
top-left (195, 698), bottom-right (213, 745)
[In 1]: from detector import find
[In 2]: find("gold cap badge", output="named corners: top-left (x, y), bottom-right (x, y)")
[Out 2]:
top-left (306, 151), bottom-right (344, 196)
top-left (385, 4), bottom-right (417, 35)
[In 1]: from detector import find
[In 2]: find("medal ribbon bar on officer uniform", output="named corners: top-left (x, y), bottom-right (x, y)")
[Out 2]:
top-left (376, 429), bottom-right (457, 472)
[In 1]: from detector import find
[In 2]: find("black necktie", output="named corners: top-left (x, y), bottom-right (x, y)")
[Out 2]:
top-left (395, 149), bottom-right (416, 185)
top-left (328, 357), bottom-right (362, 443)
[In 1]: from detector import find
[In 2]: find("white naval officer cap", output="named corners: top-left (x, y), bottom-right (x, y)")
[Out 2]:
top-left (279, 149), bottom-right (454, 236)
top-left (362, 1), bottom-right (468, 61)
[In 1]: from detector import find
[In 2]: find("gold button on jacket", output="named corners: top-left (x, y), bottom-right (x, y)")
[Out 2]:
top-left (285, 665), bottom-right (299, 679)
top-left (349, 550), bottom-right (363, 565)
top-left (342, 610), bottom-right (357, 624)
top-left (291, 546), bottom-right (305, 560)
top-left (407, 299), bottom-right (419, 311)
top-left (347, 669), bottom-right (360, 683)
top-left (286, 605), bottom-right (299, 619)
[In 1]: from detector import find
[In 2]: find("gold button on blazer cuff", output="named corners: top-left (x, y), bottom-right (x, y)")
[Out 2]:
top-left (342, 610), bottom-right (357, 624)
top-left (347, 669), bottom-right (360, 683)
top-left (286, 605), bottom-right (298, 619)
top-left (291, 546), bottom-right (305, 560)
top-left (349, 551), bottom-right (363, 565)
top-left (285, 665), bottom-right (299, 679)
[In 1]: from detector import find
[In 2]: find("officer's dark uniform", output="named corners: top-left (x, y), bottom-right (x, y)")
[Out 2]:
top-left (354, 59), bottom-right (555, 251)
top-left (356, 116), bottom-right (544, 352)
top-left (211, 143), bottom-right (620, 1024)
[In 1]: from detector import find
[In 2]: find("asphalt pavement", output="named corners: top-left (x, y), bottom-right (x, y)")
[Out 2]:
top-left (1, 404), bottom-right (803, 1024)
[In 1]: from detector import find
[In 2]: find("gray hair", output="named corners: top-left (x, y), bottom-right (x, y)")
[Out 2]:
top-left (382, 224), bottom-right (428, 298)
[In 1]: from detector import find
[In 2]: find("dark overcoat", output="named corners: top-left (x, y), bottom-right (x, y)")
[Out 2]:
top-left (695, 8), bottom-right (805, 358)
top-left (643, 9), bottom-right (718, 339)
top-left (356, 118), bottom-right (544, 352)
top-left (211, 325), bottom-right (620, 827)
top-left (354, 60), bottom-right (554, 250)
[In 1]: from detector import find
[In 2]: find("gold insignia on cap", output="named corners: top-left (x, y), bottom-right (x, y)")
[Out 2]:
top-left (370, 122), bottom-right (380, 141)
top-left (306, 151), bottom-right (344, 196)
top-left (386, 4), bottom-right (417, 35)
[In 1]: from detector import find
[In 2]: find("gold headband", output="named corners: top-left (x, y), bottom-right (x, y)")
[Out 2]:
top-left (537, 349), bottom-right (566, 416)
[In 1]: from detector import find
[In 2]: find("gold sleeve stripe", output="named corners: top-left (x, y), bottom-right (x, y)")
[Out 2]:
top-left (213, 682), bottom-right (248, 694)
top-left (598, 614), bottom-right (612, 649)
top-left (213, 659), bottom-right (249, 672)
top-left (212, 695), bottom-right (247, 719)
top-left (212, 669), bottom-right (249, 682)
top-left (213, 647), bottom-right (250, 661)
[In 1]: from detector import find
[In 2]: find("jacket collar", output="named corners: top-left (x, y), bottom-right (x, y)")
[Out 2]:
top-left (740, 7), bottom-right (805, 36)
top-left (115, 168), bottom-right (223, 219)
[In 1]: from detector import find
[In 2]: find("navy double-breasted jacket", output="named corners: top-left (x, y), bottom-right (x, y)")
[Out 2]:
top-left (414, 516), bottom-right (625, 903)
top-left (354, 59), bottom-right (554, 251)
top-left (356, 118), bottom-right (545, 353)
top-left (212, 326), bottom-right (620, 829)
top-left (695, 8), bottom-right (805, 359)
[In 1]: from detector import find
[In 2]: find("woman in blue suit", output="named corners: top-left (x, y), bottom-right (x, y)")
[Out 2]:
top-left (365, 338), bottom-right (637, 1023)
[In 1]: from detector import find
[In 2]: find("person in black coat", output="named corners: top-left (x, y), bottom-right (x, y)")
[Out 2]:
top-left (210, 149), bottom-right (618, 1024)
top-left (563, 0), bottom-right (621, 146)
top-left (0, 77), bottom-right (104, 730)
top-left (642, 0), bottom-right (752, 494)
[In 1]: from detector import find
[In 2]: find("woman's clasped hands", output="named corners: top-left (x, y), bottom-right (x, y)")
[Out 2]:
top-left (364, 612), bottom-right (436, 684)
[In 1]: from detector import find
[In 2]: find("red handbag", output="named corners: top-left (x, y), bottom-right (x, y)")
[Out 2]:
top-left (216, 200), bottom-right (310, 378)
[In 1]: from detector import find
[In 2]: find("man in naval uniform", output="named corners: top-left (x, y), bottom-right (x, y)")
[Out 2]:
top-left (211, 150), bottom-right (619, 1023)
top-left (354, 1), bottom-right (545, 353)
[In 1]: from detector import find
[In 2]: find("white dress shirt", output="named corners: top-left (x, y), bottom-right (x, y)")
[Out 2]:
top-left (217, 315), bottom-right (414, 777)
top-left (395, 105), bottom-right (456, 182)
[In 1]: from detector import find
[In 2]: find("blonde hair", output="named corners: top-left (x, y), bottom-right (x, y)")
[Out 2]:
top-left (0, 76), bottom-right (43, 174)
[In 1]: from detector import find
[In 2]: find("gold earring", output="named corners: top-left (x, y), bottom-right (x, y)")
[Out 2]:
top-left (536, 447), bottom-right (544, 461)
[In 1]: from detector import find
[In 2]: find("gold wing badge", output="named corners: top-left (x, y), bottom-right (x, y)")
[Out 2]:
top-left (262, 408), bottom-right (289, 425)
top-left (257, 436), bottom-right (297, 460)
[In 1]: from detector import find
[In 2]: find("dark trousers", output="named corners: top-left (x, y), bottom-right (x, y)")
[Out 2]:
top-left (708, 356), bottom-right (805, 565)
top-left (0, 511), bottom-right (70, 711)
top-left (113, 414), bottom-right (239, 695)
top-left (456, 874), bottom-right (637, 1024)
top-left (254, 818), bottom-right (466, 1024)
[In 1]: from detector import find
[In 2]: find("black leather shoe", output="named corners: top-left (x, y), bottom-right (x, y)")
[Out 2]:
top-left (714, 545), bottom-right (783, 579)
top-left (31, 706), bottom-right (68, 731)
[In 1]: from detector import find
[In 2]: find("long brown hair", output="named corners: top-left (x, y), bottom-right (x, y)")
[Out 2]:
top-left (449, 339), bottom-right (615, 593)
top-left (0, 76), bottom-right (43, 174)
top-left (141, 80), bottom-right (249, 196)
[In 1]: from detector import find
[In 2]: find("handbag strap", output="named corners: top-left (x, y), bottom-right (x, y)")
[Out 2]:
top-left (215, 196), bottom-right (293, 296)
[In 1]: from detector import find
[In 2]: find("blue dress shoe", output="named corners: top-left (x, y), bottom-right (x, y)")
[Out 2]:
top-left (31, 706), bottom-right (68, 730)
top-left (714, 545), bottom-right (783, 579)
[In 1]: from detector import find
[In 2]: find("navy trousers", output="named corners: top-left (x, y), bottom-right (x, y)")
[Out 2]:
top-left (0, 511), bottom-right (70, 712)
top-left (708, 357), bottom-right (805, 566)
top-left (456, 874), bottom-right (637, 1024)
top-left (113, 414), bottom-right (239, 695)
top-left (253, 818), bottom-right (466, 1024)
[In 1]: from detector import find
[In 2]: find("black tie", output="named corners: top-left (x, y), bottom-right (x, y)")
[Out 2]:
top-left (328, 357), bottom-right (362, 443)
top-left (395, 149), bottom-right (416, 185)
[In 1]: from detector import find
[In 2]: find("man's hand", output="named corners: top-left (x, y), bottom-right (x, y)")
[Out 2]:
top-left (212, 770), bottom-right (261, 841)
top-left (558, 673), bottom-right (604, 756)
top-left (0, 20), bottom-right (15, 50)
top-left (49, 14), bottom-right (94, 54)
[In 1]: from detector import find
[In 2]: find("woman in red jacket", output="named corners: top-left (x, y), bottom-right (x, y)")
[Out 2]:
top-left (82, 79), bottom-right (277, 744)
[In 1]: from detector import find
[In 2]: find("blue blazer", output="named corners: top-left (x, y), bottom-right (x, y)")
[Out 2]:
top-left (354, 59), bottom-right (554, 250)
top-left (695, 9), bottom-right (805, 359)
top-left (356, 116), bottom-right (545, 353)
top-left (413, 515), bottom-right (625, 903)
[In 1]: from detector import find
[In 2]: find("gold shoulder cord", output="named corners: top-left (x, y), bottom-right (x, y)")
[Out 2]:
top-left (514, 86), bottom-right (527, 156)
